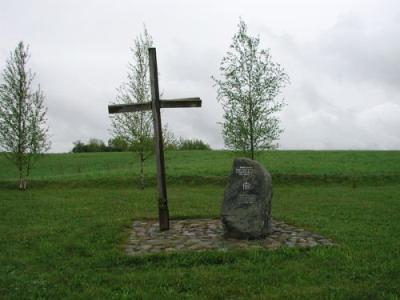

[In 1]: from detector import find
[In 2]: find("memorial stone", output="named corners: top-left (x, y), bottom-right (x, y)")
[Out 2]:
top-left (221, 157), bottom-right (272, 239)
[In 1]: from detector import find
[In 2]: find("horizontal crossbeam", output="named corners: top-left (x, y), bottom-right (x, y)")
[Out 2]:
top-left (108, 97), bottom-right (201, 114)
top-left (108, 102), bottom-right (151, 114)
top-left (160, 97), bottom-right (202, 108)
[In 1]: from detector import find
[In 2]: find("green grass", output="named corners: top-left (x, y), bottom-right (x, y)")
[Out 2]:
top-left (1, 150), bottom-right (400, 183)
top-left (1, 150), bottom-right (400, 299)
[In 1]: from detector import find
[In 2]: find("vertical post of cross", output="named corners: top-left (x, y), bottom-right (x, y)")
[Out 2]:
top-left (148, 47), bottom-right (169, 231)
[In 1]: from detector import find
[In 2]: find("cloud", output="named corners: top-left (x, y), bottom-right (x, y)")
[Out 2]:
top-left (1, 0), bottom-right (399, 152)
top-left (317, 13), bottom-right (400, 90)
top-left (265, 7), bottom-right (400, 150)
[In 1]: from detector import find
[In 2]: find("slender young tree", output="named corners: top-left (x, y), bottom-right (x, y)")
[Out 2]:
top-left (110, 27), bottom-right (153, 189)
top-left (0, 41), bottom-right (50, 189)
top-left (213, 20), bottom-right (289, 159)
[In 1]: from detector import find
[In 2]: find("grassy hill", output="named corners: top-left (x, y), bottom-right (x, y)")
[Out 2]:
top-left (0, 150), bottom-right (399, 299)
top-left (1, 150), bottom-right (400, 186)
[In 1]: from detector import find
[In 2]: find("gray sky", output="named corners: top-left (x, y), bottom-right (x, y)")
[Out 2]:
top-left (1, 0), bottom-right (399, 152)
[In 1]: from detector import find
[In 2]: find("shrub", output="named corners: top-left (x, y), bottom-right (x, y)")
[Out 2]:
top-left (178, 138), bottom-right (211, 150)
top-left (72, 139), bottom-right (110, 153)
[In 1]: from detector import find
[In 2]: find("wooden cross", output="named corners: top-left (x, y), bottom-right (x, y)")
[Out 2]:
top-left (108, 48), bottom-right (202, 231)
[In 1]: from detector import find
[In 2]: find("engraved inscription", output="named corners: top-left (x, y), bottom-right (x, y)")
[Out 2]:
top-left (236, 166), bottom-right (254, 191)
top-left (238, 193), bottom-right (256, 204)
top-left (236, 166), bottom-right (253, 177)
top-left (242, 181), bottom-right (251, 191)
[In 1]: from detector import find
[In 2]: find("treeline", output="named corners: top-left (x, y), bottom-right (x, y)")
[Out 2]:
top-left (72, 137), bottom-right (211, 153)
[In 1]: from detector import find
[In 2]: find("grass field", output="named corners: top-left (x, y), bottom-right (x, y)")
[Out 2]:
top-left (1, 150), bottom-right (399, 299)
top-left (1, 150), bottom-right (400, 185)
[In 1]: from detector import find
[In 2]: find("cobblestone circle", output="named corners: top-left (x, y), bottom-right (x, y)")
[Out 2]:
top-left (126, 219), bottom-right (335, 256)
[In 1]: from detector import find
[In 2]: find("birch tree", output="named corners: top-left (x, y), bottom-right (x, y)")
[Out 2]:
top-left (213, 20), bottom-right (289, 159)
top-left (109, 27), bottom-right (154, 189)
top-left (0, 41), bottom-right (50, 189)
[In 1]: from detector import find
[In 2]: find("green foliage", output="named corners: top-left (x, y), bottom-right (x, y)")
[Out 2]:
top-left (178, 138), bottom-right (211, 150)
top-left (72, 132), bottom-right (180, 153)
top-left (0, 41), bottom-right (50, 189)
top-left (108, 26), bottom-right (179, 188)
top-left (72, 139), bottom-right (108, 153)
top-left (86, 138), bottom-right (106, 152)
top-left (71, 140), bottom-right (86, 153)
top-left (107, 136), bottom-right (129, 151)
top-left (109, 26), bottom-right (154, 148)
top-left (162, 124), bottom-right (179, 151)
top-left (213, 19), bottom-right (289, 159)
top-left (109, 25), bottom-right (154, 187)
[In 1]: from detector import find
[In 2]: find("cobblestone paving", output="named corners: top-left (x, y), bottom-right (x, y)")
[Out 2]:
top-left (126, 219), bottom-right (335, 256)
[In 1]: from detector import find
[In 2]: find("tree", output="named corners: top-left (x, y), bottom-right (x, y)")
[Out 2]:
top-left (86, 138), bottom-right (106, 152)
top-left (161, 124), bottom-right (178, 151)
top-left (0, 41), bottom-right (50, 189)
top-left (108, 136), bottom-right (129, 152)
top-left (72, 140), bottom-right (86, 153)
top-left (110, 26), bottom-right (174, 189)
top-left (177, 138), bottom-right (211, 150)
top-left (212, 20), bottom-right (289, 160)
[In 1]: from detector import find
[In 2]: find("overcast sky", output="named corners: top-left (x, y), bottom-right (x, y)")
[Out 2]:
top-left (1, 0), bottom-right (399, 152)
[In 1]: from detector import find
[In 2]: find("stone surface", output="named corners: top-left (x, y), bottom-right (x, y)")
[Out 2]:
top-left (221, 158), bottom-right (272, 239)
top-left (125, 219), bottom-right (335, 256)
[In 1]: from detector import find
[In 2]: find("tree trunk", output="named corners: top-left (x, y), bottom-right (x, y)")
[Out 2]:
top-left (18, 173), bottom-right (26, 190)
top-left (250, 118), bottom-right (254, 160)
top-left (140, 151), bottom-right (145, 189)
top-left (27, 158), bottom-right (31, 177)
top-left (249, 99), bottom-right (254, 160)
top-left (19, 175), bottom-right (23, 190)
top-left (248, 62), bottom-right (254, 160)
top-left (18, 157), bottom-right (24, 190)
